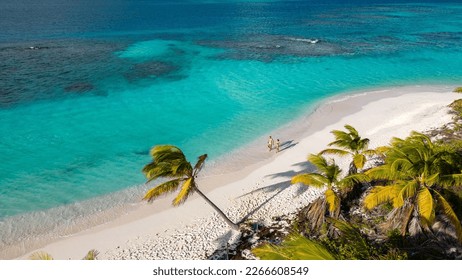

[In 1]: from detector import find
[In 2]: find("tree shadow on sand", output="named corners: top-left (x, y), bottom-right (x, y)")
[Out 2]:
top-left (279, 140), bottom-right (298, 152)
top-left (208, 160), bottom-right (321, 259)
top-left (237, 180), bottom-right (292, 224)
top-left (208, 230), bottom-right (237, 260)
top-left (236, 160), bottom-right (316, 223)
top-left (265, 161), bottom-right (315, 180)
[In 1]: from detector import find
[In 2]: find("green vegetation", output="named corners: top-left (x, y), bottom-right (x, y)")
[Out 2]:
top-left (142, 145), bottom-right (239, 230)
top-left (252, 122), bottom-right (462, 260)
top-left (29, 249), bottom-right (99, 260)
top-left (253, 219), bottom-right (407, 260)
top-left (449, 99), bottom-right (462, 113)
top-left (145, 113), bottom-right (462, 259)
top-left (29, 251), bottom-right (53, 260)
top-left (252, 232), bottom-right (336, 260)
top-left (319, 124), bottom-right (377, 174)
top-left (364, 132), bottom-right (462, 241)
top-left (291, 154), bottom-right (367, 233)
top-left (453, 87), bottom-right (462, 93)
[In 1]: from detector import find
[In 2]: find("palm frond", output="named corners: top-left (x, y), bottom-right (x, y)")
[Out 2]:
top-left (440, 174), bottom-right (462, 187)
top-left (417, 186), bottom-right (435, 226)
top-left (307, 154), bottom-right (329, 172)
top-left (353, 153), bottom-right (366, 169)
top-left (374, 146), bottom-right (390, 155)
top-left (327, 125), bottom-right (370, 153)
top-left (365, 165), bottom-right (391, 180)
top-left (366, 164), bottom-right (406, 181)
top-left (343, 124), bottom-right (359, 136)
top-left (358, 137), bottom-right (370, 149)
top-left (29, 251), bottom-right (54, 260)
top-left (328, 218), bottom-right (371, 259)
top-left (252, 233), bottom-right (336, 260)
top-left (425, 172), bottom-right (440, 187)
top-left (143, 162), bottom-right (180, 181)
top-left (143, 178), bottom-right (182, 202)
top-left (397, 180), bottom-right (418, 206)
top-left (329, 131), bottom-right (351, 143)
top-left (82, 249), bottom-right (99, 260)
top-left (251, 243), bottom-right (293, 260)
top-left (363, 149), bottom-right (379, 157)
top-left (149, 145), bottom-right (187, 163)
top-left (318, 148), bottom-right (350, 157)
top-left (193, 154), bottom-right (208, 175)
top-left (389, 136), bottom-right (405, 147)
top-left (338, 173), bottom-right (369, 190)
top-left (325, 189), bottom-right (340, 216)
top-left (409, 131), bottom-right (433, 148)
top-left (363, 185), bottom-right (401, 210)
top-left (172, 178), bottom-right (195, 206)
top-left (433, 190), bottom-right (462, 241)
top-left (307, 154), bottom-right (344, 184)
top-left (144, 145), bottom-right (193, 178)
top-left (291, 173), bottom-right (328, 188)
top-left (389, 158), bottom-right (414, 174)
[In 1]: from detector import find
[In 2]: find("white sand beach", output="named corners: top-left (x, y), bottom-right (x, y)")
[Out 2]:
top-left (12, 84), bottom-right (462, 260)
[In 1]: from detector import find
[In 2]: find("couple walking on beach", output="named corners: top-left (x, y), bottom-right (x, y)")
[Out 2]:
top-left (267, 136), bottom-right (280, 153)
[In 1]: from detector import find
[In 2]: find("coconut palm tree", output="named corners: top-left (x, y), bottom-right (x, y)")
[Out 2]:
top-left (292, 154), bottom-right (367, 232)
top-left (142, 145), bottom-right (239, 230)
top-left (319, 124), bottom-right (376, 174)
top-left (363, 131), bottom-right (462, 241)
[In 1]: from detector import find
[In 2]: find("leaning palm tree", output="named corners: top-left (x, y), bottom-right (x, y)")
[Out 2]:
top-left (292, 154), bottom-right (367, 233)
top-left (142, 145), bottom-right (239, 230)
top-left (320, 124), bottom-right (376, 174)
top-left (363, 131), bottom-right (462, 241)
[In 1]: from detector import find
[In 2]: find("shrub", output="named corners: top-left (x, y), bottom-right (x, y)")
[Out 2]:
top-left (449, 99), bottom-right (462, 116)
top-left (453, 87), bottom-right (462, 93)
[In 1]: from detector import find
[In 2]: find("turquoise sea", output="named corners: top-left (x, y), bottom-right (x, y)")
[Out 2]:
top-left (1, 0), bottom-right (462, 253)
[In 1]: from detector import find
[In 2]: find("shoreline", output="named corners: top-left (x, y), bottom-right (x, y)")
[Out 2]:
top-left (3, 84), bottom-right (460, 260)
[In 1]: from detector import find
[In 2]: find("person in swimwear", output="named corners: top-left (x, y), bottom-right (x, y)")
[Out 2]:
top-left (268, 136), bottom-right (274, 151)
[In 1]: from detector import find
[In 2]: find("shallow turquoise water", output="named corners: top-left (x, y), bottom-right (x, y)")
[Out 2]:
top-left (1, 0), bottom-right (462, 248)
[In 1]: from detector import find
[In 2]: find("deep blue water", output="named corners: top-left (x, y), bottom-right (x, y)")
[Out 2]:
top-left (1, 0), bottom-right (462, 250)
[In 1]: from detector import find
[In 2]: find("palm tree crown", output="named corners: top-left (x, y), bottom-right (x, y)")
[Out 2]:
top-left (363, 131), bottom-right (462, 241)
top-left (320, 124), bottom-right (375, 174)
top-left (142, 145), bottom-right (238, 230)
top-left (292, 154), bottom-right (367, 231)
top-left (142, 145), bottom-right (204, 206)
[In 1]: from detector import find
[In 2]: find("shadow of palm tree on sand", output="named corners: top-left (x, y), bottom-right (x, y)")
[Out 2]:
top-left (236, 160), bottom-right (316, 223)
top-left (279, 140), bottom-right (298, 152)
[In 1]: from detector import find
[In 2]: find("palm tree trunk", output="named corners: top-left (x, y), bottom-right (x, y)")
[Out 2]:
top-left (348, 161), bottom-right (358, 175)
top-left (194, 186), bottom-right (240, 231)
